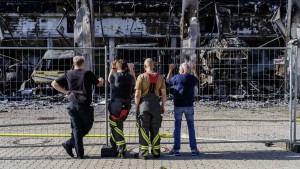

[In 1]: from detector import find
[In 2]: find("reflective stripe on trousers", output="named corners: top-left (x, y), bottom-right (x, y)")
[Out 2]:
top-left (109, 118), bottom-right (126, 157)
top-left (137, 93), bottom-right (162, 157)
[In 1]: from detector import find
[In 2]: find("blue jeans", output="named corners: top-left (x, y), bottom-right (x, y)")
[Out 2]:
top-left (173, 106), bottom-right (197, 151)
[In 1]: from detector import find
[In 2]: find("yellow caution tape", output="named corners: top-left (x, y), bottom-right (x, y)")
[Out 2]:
top-left (0, 133), bottom-right (172, 138)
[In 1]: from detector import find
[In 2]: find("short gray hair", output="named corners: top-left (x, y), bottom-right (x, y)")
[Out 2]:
top-left (73, 56), bottom-right (85, 66)
top-left (180, 62), bottom-right (191, 73)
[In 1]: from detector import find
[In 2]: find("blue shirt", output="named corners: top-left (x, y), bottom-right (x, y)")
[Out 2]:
top-left (167, 74), bottom-right (199, 107)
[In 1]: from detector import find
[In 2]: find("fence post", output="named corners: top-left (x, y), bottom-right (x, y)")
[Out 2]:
top-left (104, 45), bottom-right (109, 146)
top-left (289, 45), bottom-right (294, 143)
top-left (287, 41), bottom-right (300, 153)
top-left (294, 46), bottom-right (298, 143)
top-left (295, 24), bottom-right (300, 143)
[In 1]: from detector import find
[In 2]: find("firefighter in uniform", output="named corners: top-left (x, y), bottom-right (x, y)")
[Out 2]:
top-left (134, 58), bottom-right (167, 159)
top-left (108, 59), bottom-right (135, 158)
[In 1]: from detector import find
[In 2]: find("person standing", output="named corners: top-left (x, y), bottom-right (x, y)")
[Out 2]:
top-left (166, 62), bottom-right (200, 156)
top-left (134, 58), bottom-right (167, 159)
top-left (51, 55), bottom-right (104, 159)
top-left (108, 59), bottom-right (135, 158)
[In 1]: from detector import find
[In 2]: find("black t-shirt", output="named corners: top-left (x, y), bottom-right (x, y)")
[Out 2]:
top-left (55, 69), bottom-right (99, 105)
top-left (109, 71), bottom-right (134, 100)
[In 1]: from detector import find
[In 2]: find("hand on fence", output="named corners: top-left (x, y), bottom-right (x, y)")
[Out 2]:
top-left (111, 60), bottom-right (117, 69)
top-left (191, 63), bottom-right (197, 71)
top-left (169, 64), bottom-right (175, 71)
top-left (98, 77), bottom-right (105, 87)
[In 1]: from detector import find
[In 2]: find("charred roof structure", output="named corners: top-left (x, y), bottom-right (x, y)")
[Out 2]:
top-left (0, 0), bottom-right (289, 47)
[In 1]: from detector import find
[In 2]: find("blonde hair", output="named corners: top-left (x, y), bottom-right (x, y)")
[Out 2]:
top-left (73, 56), bottom-right (85, 66)
top-left (116, 59), bottom-right (128, 70)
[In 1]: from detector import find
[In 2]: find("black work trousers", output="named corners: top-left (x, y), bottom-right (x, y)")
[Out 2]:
top-left (109, 117), bottom-right (126, 157)
top-left (108, 98), bottom-right (130, 157)
top-left (65, 102), bottom-right (94, 157)
top-left (137, 93), bottom-right (162, 158)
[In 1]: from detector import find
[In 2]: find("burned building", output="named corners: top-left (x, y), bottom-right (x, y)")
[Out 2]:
top-left (0, 0), bottom-right (287, 47)
top-left (0, 0), bottom-right (297, 98)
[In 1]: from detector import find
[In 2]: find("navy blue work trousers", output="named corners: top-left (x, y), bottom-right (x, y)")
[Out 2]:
top-left (65, 102), bottom-right (94, 157)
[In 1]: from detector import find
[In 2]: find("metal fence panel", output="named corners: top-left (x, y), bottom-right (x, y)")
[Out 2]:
top-left (115, 46), bottom-right (293, 143)
top-left (0, 46), bottom-right (296, 148)
top-left (0, 47), bottom-right (106, 146)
